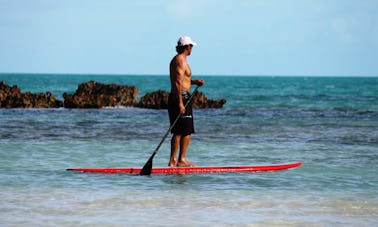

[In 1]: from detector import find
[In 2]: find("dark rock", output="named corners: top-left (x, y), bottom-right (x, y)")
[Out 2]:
top-left (0, 81), bottom-right (63, 108)
top-left (193, 92), bottom-right (227, 108)
top-left (63, 81), bottom-right (138, 108)
top-left (1, 80), bottom-right (226, 109)
top-left (137, 90), bottom-right (169, 109)
top-left (138, 90), bottom-right (226, 109)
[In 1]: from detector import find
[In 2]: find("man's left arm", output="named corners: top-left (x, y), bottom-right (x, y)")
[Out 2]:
top-left (191, 79), bottom-right (205, 87)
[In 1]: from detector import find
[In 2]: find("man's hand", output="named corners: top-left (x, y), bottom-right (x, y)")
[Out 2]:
top-left (179, 102), bottom-right (186, 115)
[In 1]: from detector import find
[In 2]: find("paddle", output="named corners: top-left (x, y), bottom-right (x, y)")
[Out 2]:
top-left (140, 86), bottom-right (199, 175)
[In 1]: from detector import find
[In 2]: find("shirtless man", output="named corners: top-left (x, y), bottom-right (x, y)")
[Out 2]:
top-left (168, 36), bottom-right (205, 167)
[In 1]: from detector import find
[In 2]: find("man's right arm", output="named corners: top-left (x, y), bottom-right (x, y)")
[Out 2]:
top-left (172, 59), bottom-right (186, 114)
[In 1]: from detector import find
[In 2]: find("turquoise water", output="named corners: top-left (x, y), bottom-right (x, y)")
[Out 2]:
top-left (0, 74), bottom-right (377, 226)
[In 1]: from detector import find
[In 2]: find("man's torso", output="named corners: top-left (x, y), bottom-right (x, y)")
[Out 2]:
top-left (170, 54), bottom-right (191, 92)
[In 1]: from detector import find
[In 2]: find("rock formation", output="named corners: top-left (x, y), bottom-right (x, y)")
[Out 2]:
top-left (63, 81), bottom-right (138, 108)
top-left (137, 90), bottom-right (169, 109)
top-left (1, 80), bottom-right (226, 109)
top-left (192, 91), bottom-right (227, 109)
top-left (138, 90), bottom-right (226, 109)
top-left (0, 81), bottom-right (63, 108)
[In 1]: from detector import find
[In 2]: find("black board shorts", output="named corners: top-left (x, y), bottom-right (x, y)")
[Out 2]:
top-left (168, 91), bottom-right (195, 136)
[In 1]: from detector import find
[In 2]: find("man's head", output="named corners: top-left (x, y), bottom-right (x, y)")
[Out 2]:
top-left (176, 36), bottom-right (197, 54)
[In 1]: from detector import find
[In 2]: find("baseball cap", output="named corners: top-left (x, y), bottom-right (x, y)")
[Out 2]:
top-left (177, 36), bottom-right (197, 46)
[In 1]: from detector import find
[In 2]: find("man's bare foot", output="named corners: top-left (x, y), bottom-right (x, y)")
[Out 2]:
top-left (168, 162), bottom-right (177, 167)
top-left (177, 160), bottom-right (197, 167)
top-left (168, 159), bottom-right (177, 167)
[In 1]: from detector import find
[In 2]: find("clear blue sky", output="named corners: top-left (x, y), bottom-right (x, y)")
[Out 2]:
top-left (1, 0), bottom-right (377, 76)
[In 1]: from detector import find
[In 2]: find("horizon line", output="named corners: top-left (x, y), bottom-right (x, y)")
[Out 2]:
top-left (0, 72), bottom-right (377, 78)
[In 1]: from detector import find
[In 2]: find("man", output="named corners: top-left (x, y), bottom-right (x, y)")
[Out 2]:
top-left (168, 36), bottom-right (205, 167)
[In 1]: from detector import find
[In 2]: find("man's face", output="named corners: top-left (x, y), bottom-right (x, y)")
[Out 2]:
top-left (187, 44), bottom-right (193, 55)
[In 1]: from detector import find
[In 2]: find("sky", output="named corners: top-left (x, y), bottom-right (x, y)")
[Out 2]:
top-left (1, 0), bottom-right (377, 76)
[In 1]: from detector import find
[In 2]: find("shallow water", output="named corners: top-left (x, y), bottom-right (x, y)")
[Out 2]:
top-left (0, 74), bottom-right (377, 226)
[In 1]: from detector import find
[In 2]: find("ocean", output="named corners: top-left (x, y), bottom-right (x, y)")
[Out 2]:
top-left (0, 73), bottom-right (377, 226)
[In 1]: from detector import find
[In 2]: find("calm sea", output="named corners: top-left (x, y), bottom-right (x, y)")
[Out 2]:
top-left (0, 73), bottom-right (377, 226)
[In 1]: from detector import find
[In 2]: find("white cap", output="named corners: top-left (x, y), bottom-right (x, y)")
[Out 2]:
top-left (177, 36), bottom-right (197, 46)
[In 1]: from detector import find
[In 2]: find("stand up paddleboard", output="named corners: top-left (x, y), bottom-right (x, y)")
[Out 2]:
top-left (67, 161), bottom-right (302, 174)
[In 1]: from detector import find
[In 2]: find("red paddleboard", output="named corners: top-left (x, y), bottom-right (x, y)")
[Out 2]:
top-left (67, 161), bottom-right (302, 174)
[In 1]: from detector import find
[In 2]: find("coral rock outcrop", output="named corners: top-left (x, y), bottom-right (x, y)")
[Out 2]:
top-left (63, 81), bottom-right (138, 108)
top-left (0, 81), bottom-right (63, 108)
top-left (138, 90), bottom-right (226, 109)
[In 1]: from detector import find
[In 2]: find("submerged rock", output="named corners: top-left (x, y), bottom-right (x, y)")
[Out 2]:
top-left (63, 81), bottom-right (138, 108)
top-left (0, 81), bottom-right (63, 108)
top-left (138, 90), bottom-right (226, 109)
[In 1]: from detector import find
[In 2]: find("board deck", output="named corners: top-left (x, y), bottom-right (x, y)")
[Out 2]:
top-left (67, 161), bottom-right (302, 174)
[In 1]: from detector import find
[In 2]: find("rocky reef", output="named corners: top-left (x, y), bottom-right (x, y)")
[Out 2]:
top-left (0, 81), bottom-right (63, 108)
top-left (63, 81), bottom-right (138, 108)
top-left (192, 91), bottom-right (227, 109)
top-left (0, 80), bottom-right (226, 109)
top-left (138, 90), bottom-right (226, 109)
top-left (137, 90), bottom-right (170, 109)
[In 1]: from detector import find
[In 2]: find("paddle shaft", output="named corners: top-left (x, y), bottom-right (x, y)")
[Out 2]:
top-left (140, 86), bottom-right (199, 175)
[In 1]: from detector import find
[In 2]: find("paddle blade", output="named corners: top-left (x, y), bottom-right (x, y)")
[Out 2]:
top-left (140, 153), bottom-right (155, 175)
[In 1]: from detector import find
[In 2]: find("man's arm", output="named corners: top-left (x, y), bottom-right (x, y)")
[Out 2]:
top-left (172, 59), bottom-right (186, 114)
top-left (191, 79), bottom-right (205, 87)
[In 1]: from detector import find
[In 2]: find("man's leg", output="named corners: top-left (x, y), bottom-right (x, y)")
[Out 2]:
top-left (168, 134), bottom-right (180, 167)
top-left (177, 134), bottom-right (196, 167)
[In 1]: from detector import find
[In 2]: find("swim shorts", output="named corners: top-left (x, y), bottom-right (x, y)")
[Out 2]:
top-left (168, 91), bottom-right (195, 136)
